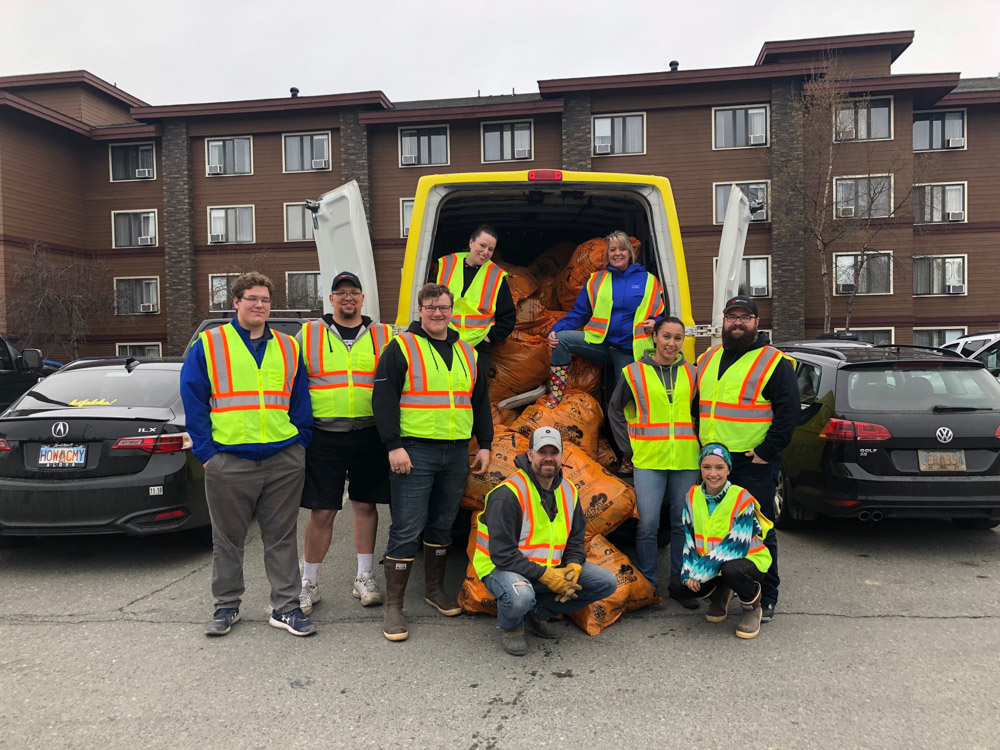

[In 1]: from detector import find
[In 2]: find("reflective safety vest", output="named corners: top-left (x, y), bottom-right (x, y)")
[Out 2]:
top-left (583, 270), bottom-right (664, 360)
top-left (436, 252), bottom-right (508, 347)
top-left (622, 359), bottom-right (700, 470)
top-left (200, 324), bottom-right (300, 446)
top-left (687, 483), bottom-right (773, 574)
top-left (695, 345), bottom-right (789, 452)
top-left (396, 332), bottom-right (477, 440)
top-left (473, 469), bottom-right (579, 580)
top-left (300, 320), bottom-right (392, 418)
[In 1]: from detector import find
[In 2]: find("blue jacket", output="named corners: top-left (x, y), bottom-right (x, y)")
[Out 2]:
top-left (180, 320), bottom-right (313, 464)
top-left (551, 263), bottom-right (659, 351)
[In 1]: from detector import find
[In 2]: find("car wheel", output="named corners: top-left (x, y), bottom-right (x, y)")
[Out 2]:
top-left (774, 468), bottom-right (800, 530)
top-left (952, 518), bottom-right (1000, 531)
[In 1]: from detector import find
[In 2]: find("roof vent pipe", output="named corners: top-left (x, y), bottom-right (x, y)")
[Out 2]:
top-left (669, 61), bottom-right (679, 72)
top-left (290, 87), bottom-right (299, 98)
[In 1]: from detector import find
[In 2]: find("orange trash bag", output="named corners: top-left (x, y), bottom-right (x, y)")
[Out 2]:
top-left (488, 330), bottom-right (551, 402)
top-left (458, 510), bottom-right (498, 616)
top-left (510, 389), bottom-right (604, 459)
top-left (596, 436), bottom-right (620, 474)
top-left (555, 236), bottom-right (640, 311)
top-left (559, 444), bottom-right (636, 542)
top-left (462, 431), bottom-right (530, 511)
top-left (494, 261), bottom-right (538, 305)
top-left (566, 356), bottom-right (603, 401)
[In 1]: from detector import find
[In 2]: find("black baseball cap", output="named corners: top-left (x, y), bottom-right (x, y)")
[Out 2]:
top-left (331, 271), bottom-right (362, 291)
top-left (723, 296), bottom-right (758, 317)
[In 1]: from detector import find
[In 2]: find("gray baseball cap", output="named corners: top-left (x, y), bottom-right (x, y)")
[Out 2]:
top-left (531, 426), bottom-right (562, 451)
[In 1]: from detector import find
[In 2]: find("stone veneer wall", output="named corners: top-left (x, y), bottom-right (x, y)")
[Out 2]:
top-left (339, 107), bottom-right (371, 230)
top-left (561, 93), bottom-right (592, 171)
top-left (161, 119), bottom-right (197, 356)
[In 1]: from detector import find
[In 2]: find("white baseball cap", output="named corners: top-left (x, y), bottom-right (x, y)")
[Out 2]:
top-left (531, 426), bottom-right (562, 451)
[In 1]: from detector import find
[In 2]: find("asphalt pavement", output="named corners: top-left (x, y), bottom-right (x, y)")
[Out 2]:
top-left (2, 508), bottom-right (998, 750)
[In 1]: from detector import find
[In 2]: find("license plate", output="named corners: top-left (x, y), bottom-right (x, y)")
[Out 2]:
top-left (917, 449), bottom-right (966, 472)
top-left (38, 444), bottom-right (87, 467)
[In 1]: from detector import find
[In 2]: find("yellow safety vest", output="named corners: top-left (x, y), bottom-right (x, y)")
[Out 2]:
top-left (300, 320), bottom-right (392, 418)
top-left (200, 324), bottom-right (300, 446)
top-left (583, 270), bottom-right (664, 360)
top-left (695, 345), bottom-right (788, 452)
top-left (396, 332), bottom-right (477, 440)
top-left (436, 252), bottom-right (508, 347)
top-left (687, 483), bottom-right (772, 574)
top-left (622, 359), bottom-right (700, 470)
top-left (473, 468), bottom-right (579, 579)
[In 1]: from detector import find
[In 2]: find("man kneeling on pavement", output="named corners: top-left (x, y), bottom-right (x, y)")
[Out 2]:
top-left (473, 427), bottom-right (618, 656)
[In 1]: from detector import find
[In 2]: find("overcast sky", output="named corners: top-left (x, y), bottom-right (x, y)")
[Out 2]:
top-left (3, 0), bottom-right (998, 106)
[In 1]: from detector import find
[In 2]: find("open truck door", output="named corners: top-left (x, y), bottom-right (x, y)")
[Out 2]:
top-left (307, 180), bottom-right (380, 321)
top-left (708, 184), bottom-right (752, 347)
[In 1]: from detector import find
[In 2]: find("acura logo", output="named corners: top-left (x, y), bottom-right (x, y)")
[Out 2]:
top-left (936, 427), bottom-right (954, 444)
top-left (51, 422), bottom-right (69, 438)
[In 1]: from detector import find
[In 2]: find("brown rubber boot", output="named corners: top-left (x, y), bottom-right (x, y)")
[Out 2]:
top-left (423, 543), bottom-right (462, 616)
top-left (546, 365), bottom-right (568, 408)
top-left (382, 556), bottom-right (413, 641)
top-left (736, 583), bottom-right (763, 640)
top-left (704, 584), bottom-right (734, 623)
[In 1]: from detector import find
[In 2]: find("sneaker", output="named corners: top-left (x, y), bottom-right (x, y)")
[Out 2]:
top-left (269, 607), bottom-right (317, 637)
top-left (299, 578), bottom-right (320, 616)
top-left (205, 607), bottom-right (240, 637)
top-left (352, 571), bottom-right (383, 607)
top-left (761, 602), bottom-right (776, 623)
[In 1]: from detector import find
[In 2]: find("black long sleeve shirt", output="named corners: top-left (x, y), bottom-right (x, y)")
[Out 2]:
top-left (462, 262), bottom-right (516, 347)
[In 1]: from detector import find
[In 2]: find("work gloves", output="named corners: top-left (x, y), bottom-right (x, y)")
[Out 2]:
top-left (539, 567), bottom-right (582, 600)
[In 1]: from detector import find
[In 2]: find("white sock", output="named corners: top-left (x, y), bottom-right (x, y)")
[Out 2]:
top-left (357, 553), bottom-right (374, 579)
top-left (303, 561), bottom-right (321, 584)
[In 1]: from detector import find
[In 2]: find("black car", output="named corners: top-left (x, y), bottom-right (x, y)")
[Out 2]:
top-left (0, 358), bottom-right (209, 545)
top-left (775, 341), bottom-right (1000, 530)
top-left (0, 335), bottom-right (54, 413)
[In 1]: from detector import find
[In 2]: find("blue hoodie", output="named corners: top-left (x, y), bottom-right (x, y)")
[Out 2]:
top-left (551, 263), bottom-right (659, 351)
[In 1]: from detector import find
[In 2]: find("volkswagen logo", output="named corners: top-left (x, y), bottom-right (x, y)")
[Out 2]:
top-left (51, 422), bottom-right (69, 438)
top-left (935, 427), bottom-right (954, 444)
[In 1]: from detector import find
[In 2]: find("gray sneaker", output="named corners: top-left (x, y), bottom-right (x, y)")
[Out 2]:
top-left (299, 578), bottom-right (320, 616)
top-left (352, 570), bottom-right (383, 606)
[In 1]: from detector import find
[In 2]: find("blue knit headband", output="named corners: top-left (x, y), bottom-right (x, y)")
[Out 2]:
top-left (699, 443), bottom-right (732, 470)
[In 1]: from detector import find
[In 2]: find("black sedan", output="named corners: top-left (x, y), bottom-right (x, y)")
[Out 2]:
top-left (0, 358), bottom-right (209, 545)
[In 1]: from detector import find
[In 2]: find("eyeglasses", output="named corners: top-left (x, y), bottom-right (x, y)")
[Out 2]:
top-left (421, 305), bottom-right (453, 313)
top-left (724, 314), bottom-right (756, 323)
top-left (332, 291), bottom-right (362, 299)
top-left (240, 295), bottom-right (271, 305)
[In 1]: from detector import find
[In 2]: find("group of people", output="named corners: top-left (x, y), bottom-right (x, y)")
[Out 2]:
top-left (179, 225), bottom-right (797, 651)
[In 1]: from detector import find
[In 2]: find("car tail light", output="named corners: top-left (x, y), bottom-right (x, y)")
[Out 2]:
top-left (153, 510), bottom-right (185, 521)
top-left (112, 433), bottom-right (193, 453)
top-left (527, 169), bottom-right (562, 181)
top-left (0, 439), bottom-right (10, 451)
top-left (819, 418), bottom-right (891, 442)
top-left (995, 426), bottom-right (1000, 440)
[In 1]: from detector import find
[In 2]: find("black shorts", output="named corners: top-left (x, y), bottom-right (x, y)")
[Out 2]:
top-left (301, 426), bottom-right (390, 510)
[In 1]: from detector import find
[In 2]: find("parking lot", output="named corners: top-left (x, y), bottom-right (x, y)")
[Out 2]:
top-left (2, 507), bottom-right (998, 749)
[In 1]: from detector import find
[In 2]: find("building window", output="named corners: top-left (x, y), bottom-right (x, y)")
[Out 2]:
top-left (401, 198), bottom-right (415, 238)
top-left (834, 253), bottom-right (892, 295)
top-left (283, 132), bottom-right (331, 172)
top-left (285, 203), bottom-right (314, 241)
top-left (208, 206), bottom-right (254, 244)
top-left (913, 328), bottom-right (965, 348)
top-left (592, 113), bottom-right (644, 156)
top-left (913, 256), bottom-right (966, 296)
top-left (713, 105), bottom-right (768, 148)
top-left (836, 328), bottom-right (893, 345)
top-left (482, 120), bottom-right (532, 162)
top-left (913, 111), bottom-right (965, 151)
top-left (714, 182), bottom-right (769, 223)
top-left (115, 277), bottom-right (159, 315)
top-left (835, 176), bottom-right (892, 219)
top-left (287, 272), bottom-right (322, 310)
top-left (913, 184), bottom-right (966, 224)
top-left (209, 273), bottom-right (242, 311)
top-left (112, 210), bottom-right (157, 248)
top-left (714, 256), bottom-right (771, 297)
top-left (109, 143), bottom-right (155, 181)
top-left (117, 342), bottom-right (162, 357)
top-left (399, 126), bottom-right (448, 166)
top-left (206, 137), bottom-right (252, 175)
top-left (835, 97), bottom-right (892, 141)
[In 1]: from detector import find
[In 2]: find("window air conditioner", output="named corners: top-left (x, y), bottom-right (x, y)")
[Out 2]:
top-left (401, 154), bottom-right (417, 165)
top-left (750, 286), bottom-right (768, 297)
top-left (751, 208), bottom-right (767, 221)
top-left (209, 233), bottom-right (226, 243)
top-left (514, 148), bottom-right (530, 159)
top-left (594, 143), bottom-right (612, 154)
top-left (749, 134), bottom-right (766, 145)
top-left (402, 226), bottom-right (409, 237)
top-left (207, 164), bottom-right (224, 174)
top-left (946, 284), bottom-right (966, 295)
top-left (836, 283), bottom-right (856, 295)
top-left (311, 159), bottom-right (329, 169)
top-left (947, 137), bottom-right (965, 148)
top-left (138, 236), bottom-right (155, 246)
top-left (839, 128), bottom-right (856, 140)
top-left (947, 211), bottom-right (965, 222)
top-left (838, 206), bottom-right (856, 218)
top-left (134, 168), bottom-right (153, 179)
top-left (139, 303), bottom-right (158, 313)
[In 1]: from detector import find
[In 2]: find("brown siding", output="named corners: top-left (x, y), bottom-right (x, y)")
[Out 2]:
top-left (79, 89), bottom-right (135, 126)
top-left (13, 85), bottom-right (85, 120)
top-left (188, 113), bottom-right (341, 137)
top-left (771, 49), bottom-right (892, 77)
top-left (83, 140), bottom-right (164, 249)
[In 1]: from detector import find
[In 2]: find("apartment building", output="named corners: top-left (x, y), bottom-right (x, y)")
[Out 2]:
top-left (1, 30), bottom-right (997, 360)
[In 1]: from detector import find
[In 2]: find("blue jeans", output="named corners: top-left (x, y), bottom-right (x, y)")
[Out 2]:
top-left (385, 439), bottom-right (469, 559)
top-left (729, 458), bottom-right (781, 606)
top-left (632, 467), bottom-right (700, 588)
top-left (551, 330), bottom-right (633, 386)
top-left (483, 563), bottom-right (619, 632)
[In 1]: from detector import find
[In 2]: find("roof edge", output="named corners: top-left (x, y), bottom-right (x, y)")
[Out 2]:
top-left (359, 98), bottom-right (564, 124)
top-left (0, 70), bottom-right (147, 107)
top-left (755, 30), bottom-right (914, 66)
top-left (0, 91), bottom-right (92, 136)
top-left (131, 91), bottom-right (393, 120)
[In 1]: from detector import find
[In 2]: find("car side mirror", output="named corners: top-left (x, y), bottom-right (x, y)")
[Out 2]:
top-left (20, 349), bottom-right (42, 370)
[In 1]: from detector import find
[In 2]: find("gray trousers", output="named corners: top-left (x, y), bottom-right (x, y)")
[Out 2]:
top-left (204, 443), bottom-right (306, 613)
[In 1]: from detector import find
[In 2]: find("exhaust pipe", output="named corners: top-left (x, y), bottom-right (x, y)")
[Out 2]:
top-left (858, 510), bottom-right (871, 521)
top-left (870, 510), bottom-right (884, 522)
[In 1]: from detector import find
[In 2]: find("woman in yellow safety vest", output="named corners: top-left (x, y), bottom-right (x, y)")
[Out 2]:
top-left (608, 317), bottom-right (700, 605)
top-left (545, 230), bottom-right (664, 409)
top-left (435, 224), bottom-right (516, 380)
top-left (670, 443), bottom-right (773, 640)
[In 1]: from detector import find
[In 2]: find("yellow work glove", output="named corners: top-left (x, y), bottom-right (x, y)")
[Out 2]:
top-left (539, 567), bottom-right (581, 598)
top-left (563, 563), bottom-right (582, 585)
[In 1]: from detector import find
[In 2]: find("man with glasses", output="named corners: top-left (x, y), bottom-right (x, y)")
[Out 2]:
top-left (372, 283), bottom-right (493, 641)
top-left (694, 296), bottom-right (798, 624)
top-left (297, 272), bottom-right (393, 615)
top-left (181, 272), bottom-right (315, 637)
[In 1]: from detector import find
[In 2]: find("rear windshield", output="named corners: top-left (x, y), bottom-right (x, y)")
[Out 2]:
top-left (10, 368), bottom-right (180, 414)
top-left (844, 365), bottom-right (1000, 411)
